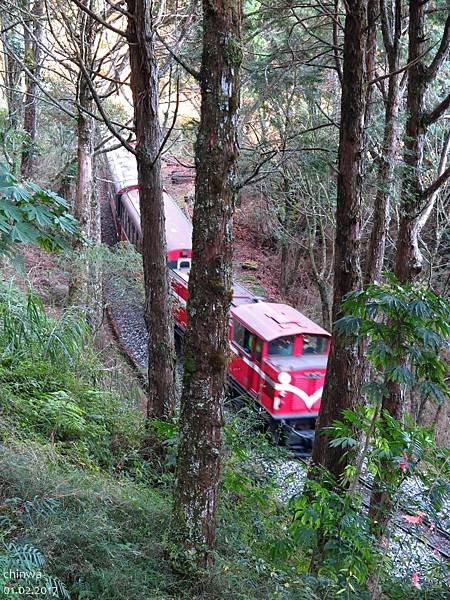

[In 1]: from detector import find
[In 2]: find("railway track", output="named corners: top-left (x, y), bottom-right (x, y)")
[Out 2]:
top-left (99, 182), bottom-right (450, 574)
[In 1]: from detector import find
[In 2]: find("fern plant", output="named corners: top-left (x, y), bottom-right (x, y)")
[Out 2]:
top-left (0, 281), bottom-right (87, 367)
top-left (0, 541), bottom-right (70, 599)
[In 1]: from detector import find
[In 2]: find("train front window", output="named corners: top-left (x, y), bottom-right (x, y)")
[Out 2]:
top-left (267, 336), bottom-right (294, 356)
top-left (302, 335), bottom-right (328, 354)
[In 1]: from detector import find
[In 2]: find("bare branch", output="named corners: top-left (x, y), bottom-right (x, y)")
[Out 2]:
top-left (423, 92), bottom-right (450, 126)
top-left (68, 0), bottom-right (129, 39)
top-left (156, 31), bottom-right (200, 81)
top-left (424, 15), bottom-right (450, 83)
top-left (422, 164), bottom-right (450, 200)
top-left (367, 46), bottom-right (433, 86)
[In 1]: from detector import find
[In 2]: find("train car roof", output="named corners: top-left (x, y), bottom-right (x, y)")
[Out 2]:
top-left (172, 270), bottom-right (257, 306)
top-left (164, 195), bottom-right (192, 252)
top-left (230, 302), bottom-right (330, 341)
top-left (107, 147), bottom-right (192, 251)
top-left (231, 281), bottom-right (257, 307)
top-left (106, 147), bottom-right (137, 194)
top-left (121, 188), bottom-right (192, 252)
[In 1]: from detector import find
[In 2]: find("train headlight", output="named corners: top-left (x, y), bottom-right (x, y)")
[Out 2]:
top-left (278, 372), bottom-right (291, 385)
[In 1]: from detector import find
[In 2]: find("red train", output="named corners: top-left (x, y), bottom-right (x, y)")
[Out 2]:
top-left (107, 148), bottom-right (330, 455)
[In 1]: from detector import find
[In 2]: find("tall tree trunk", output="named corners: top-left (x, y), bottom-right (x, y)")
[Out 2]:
top-left (20, 0), bottom-right (44, 178)
top-left (365, 0), bottom-right (402, 284)
top-left (68, 3), bottom-right (97, 314)
top-left (395, 6), bottom-right (450, 283)
top-left (310, 0), bottom-right (368, 482)
top-left (126, 0), bottom-right (176, 419)
top-left (369, 3), bottom-right (450, 537)
top-left (280, 242), bottom-right (289, 294)
top-left (0, 8), bottom-right (24, 167)
top-left (170, 0), bottom-right (242, 571)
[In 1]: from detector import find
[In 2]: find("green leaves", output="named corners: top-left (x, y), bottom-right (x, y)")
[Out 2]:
top-left (0, 161), bottom-right (79, 256)
top-left (339, 276), bottom-right (449, 399)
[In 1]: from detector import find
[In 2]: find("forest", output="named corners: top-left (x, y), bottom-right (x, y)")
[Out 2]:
top-left (0, 0), bottom-right (449, 598)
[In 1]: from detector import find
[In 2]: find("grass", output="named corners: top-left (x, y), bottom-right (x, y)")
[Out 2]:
top-left (0, 279), bottom-right (297, 599)
top-left (0, 443), bottom-right (174, 599)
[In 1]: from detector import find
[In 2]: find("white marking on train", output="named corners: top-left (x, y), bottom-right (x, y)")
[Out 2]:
top-left (275, 372), bottom-right (322, 409)
top-left (228, 347), bottom-right (323, 410)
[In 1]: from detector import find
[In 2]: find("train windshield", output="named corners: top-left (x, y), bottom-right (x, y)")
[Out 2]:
top-left (302, 335), bottom-right (328, 354)
top-left (267, 336), bottom-right (294, 356)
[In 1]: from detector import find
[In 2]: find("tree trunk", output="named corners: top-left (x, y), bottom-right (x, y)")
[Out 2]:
top-left (369, 3), bottom-right (450, 538)
top-left (365, 0), bottom-right (402, 284)
top-left (68, 3), bottom-right (98, 317)
top-left (0, 8), bottom-right (24, 165)
top-left (170, 0), bottom-right (242, 571)
top-left (310, 0), bottom-right (367, 481)
top-left (280, 242), bottom-right (289, 295)
top-left (20, 0), bottom-right (44, 179)
top-left (395, 5), bottom-right (450, 283)
top-left (126, 0), bottom-right (176, 419)
top-left (394, 1), bottom-right (428, 283)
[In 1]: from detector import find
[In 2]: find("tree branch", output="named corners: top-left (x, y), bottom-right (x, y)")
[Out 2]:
top-left (423, 92), bottom-right (450, 126)
top-left (156, 31), bottom-right (200, 81)
top-left (422, 164), bottom-right (450, 200)
top-left (76, 50), bottom-right (137, 155)
top-left (69, 0), bottom-right (129, 39)
top-left (424, 15), bottom-right (450, 83)
top-left (367, 46), bottom-right (433, 86)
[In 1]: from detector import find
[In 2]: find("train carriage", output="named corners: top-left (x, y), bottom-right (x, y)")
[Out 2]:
top-left (106, 146), bottom-right (193, 268)
top-left (106, 147), bottom-right (331, 455)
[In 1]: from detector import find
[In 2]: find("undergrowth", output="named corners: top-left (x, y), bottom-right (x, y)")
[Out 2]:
top-left (0, 278), bottom-right (448, 599)
top-left (0, 279), bottom-right (145, 473)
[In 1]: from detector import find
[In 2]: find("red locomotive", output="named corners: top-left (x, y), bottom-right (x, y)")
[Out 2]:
top-left (107, 148), bottom-right (330, 455)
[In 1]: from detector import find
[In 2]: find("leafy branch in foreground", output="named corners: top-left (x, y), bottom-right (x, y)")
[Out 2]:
top-left (0, 162), bottom-right (79, 256)
top-left (289, 275), bottom-right (449, 594)
top-left (335, 274), bottom-right (449, 407)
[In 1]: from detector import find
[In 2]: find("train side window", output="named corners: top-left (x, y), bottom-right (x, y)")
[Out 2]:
top-left (177, 258), bottom-right (191, 270)
top-left (232, 320), bottom-right (253, 354)
top-left (254, 338), bottom-right (263, 361)
top-left (116, 195), bottom-right (122, 217)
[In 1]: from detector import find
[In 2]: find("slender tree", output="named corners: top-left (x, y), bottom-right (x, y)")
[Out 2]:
top-left (58, 0), bottom-right (104, 327)
top-left (369, 2), bottom-right (450, 535)
top-left (0, 3), bottom-right (25, 165)
top-left (126, 0), bottom-right (176, 419)
top-left (394, 5), bottom-right (450, 284)
top-left (170, 0), bottom-right (242, 571)
top-left (364, 0), bottom-right (403, 284)
top-left (310, 0), bottom-right (368, 481)
top-left (20, 0), bottom-right (44, 178)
